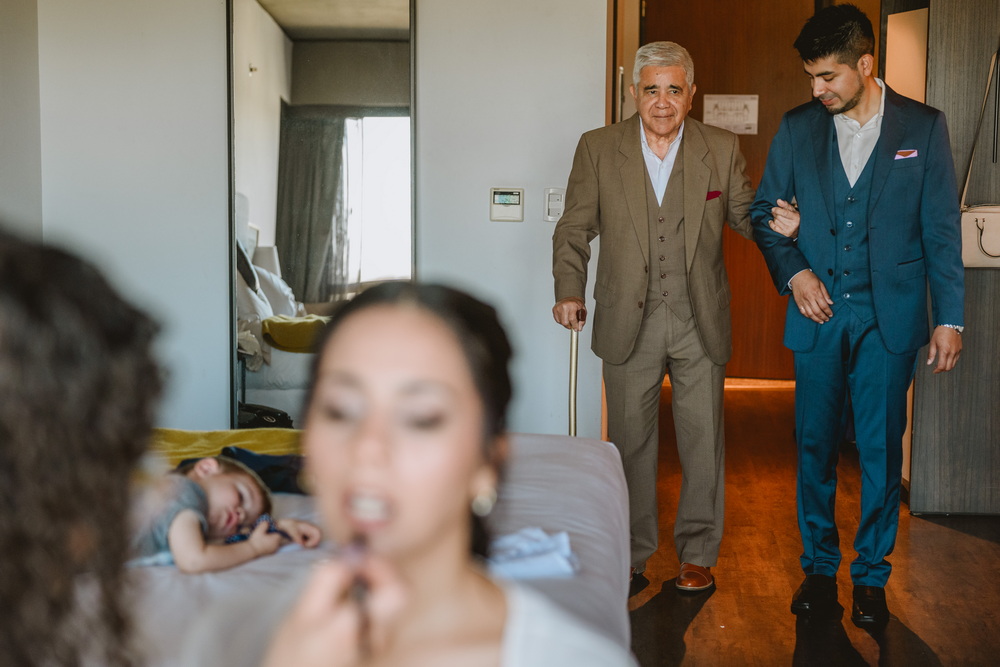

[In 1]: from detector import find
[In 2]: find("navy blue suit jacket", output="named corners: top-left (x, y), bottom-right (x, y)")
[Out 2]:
top-left (751, 86), bottom-right (964, 354)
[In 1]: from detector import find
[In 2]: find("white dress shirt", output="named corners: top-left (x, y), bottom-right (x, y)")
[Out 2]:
top-left (639, 119), bottom-right (684, 205)
top-left (834, 77), bottom-right (885, 186)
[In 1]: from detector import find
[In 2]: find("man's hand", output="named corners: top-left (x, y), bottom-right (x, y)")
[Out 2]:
top-left (552, 297), bottom-right (587, 332)
top-left (789, 270), bottom-right (834, 323)
top-left (768, 199), bottom-right (800, 238)
top-left (926, 326), bottom-right (962, 373)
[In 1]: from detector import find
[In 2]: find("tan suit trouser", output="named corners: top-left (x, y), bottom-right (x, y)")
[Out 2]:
top-left (603, 303), bottom-right (726, 572)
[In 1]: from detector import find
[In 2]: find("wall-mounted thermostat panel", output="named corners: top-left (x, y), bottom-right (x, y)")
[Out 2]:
top-left (490, 188), bottom-right (524, 222)
top-left (544, 187), bottom-right (566, 221)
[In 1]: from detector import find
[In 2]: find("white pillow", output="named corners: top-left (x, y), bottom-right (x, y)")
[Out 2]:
top-left (255, 267), bottom-right (303, 318)
top-left (235, 270), bottom-right (274, 322)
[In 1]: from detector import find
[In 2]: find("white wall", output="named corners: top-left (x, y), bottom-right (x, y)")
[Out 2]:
top-left (233, 0), bottom-right (292, 247)
top-left (292, 41), bottom-right (410, 108)
top-left (36, 0), bottom-right (231, 429)
top-left (0, 0), bottom-right (43, 239)
top-left (415, 0), bottom-right (606, 437)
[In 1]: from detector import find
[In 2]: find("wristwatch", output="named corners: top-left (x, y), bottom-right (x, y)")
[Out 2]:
top-left (939, 324), bottom-right (964, 334)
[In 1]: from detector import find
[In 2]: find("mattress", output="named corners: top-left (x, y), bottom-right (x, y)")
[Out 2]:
top-left (243, 347), bottom-right (314, 426)
top-left (489, 433), bottom-right (631, 647)
top-left (126, 432), bottom-right (631, 663)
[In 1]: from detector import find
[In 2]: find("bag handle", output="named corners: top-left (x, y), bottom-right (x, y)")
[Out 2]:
top-left (961, 48), bottom-right (999, 209)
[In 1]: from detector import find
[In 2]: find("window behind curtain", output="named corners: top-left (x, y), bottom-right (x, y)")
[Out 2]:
top-left (344, 116), bottom-right (412, 288)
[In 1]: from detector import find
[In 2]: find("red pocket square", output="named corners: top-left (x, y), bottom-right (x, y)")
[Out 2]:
top-left (706, 190), bottom-right (722, 201)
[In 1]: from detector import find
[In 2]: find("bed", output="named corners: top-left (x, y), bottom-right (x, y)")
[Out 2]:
top-left (127, 429), bottom-right (631, 664)
top-left (241, 342), bottom-right (315, 425)
top-left (235, 240), bottom-right (324, 426)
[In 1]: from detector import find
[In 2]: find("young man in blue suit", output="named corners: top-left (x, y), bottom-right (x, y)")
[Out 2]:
top-left (752, 4), bottom-right (964, 630)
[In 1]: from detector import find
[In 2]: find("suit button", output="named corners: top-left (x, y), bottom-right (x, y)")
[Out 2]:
top-left (660, 273), bottom-right (666, 279)
top-left (843, 270), bottom-right (851, 276)
top-left (844, 244), bottom-right (852, 251)
top-left (662, 291), bottom-right (669, 297)
top-left (829, 229), bottom-right (836, 236)
top-left (658, 217), bottom-right (664, 223)
top-left (827, 269), bottom-right (834, 276)
top-left (638, 300), bottom-right (644, 309)
top-left (844, 293), bottom-right (851, 299)
top-left (658, 235), bottom-right (665, 242)
top-left (847, 196), bottom-right (856, 203)
top-left (846, 221), bottom-right (854, 228)
top-left (659, 255), bottom-right (666, 261)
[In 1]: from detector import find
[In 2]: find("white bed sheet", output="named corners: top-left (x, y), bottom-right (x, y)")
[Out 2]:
top-left (127, 433), bottom-right (631, 664)
top-left (243, 347), bottom-right (314, 426)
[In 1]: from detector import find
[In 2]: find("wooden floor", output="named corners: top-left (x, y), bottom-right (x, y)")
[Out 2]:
top-left (628, 383), bottom-right (1000, 666)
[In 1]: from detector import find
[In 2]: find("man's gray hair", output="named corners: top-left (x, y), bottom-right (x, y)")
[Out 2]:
top-left (632, 41), bottom-right (695, 88)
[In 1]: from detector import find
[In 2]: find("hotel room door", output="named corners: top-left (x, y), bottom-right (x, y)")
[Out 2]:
top-left (638, 0), bottom-right (849, 380)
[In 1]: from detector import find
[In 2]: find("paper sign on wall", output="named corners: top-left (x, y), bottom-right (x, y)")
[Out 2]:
top-left (703, 94), bottom-right (758, 135)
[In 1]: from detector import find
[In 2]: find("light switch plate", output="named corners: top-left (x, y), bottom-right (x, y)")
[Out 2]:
top-left (544, 187), bottom-right (566, 221)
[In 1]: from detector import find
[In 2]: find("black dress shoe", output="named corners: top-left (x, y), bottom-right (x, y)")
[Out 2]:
top-left (851, 585), bottom-right (889, 630)
top-left (791, 574), bottom-right (838, 615)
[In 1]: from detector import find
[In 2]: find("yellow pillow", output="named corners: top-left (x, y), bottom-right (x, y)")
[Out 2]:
top-left (150, 428), bottom-right (302, 466)
top-left (261, 314), bottom-right (329, 353)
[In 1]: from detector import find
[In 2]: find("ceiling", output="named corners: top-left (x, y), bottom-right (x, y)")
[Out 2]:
top-left (256, 0), bottom-right (410, 41)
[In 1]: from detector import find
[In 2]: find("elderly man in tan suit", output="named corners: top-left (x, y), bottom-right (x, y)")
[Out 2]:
top-left (552, 41), bottom-right (766, 591)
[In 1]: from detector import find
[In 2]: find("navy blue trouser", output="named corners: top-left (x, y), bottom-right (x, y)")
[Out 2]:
top-left (793, 303), bottom-right (917, 587)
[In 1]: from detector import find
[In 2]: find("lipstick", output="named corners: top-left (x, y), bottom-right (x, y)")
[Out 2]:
top-left (346, 533), bottom-right (370, 660)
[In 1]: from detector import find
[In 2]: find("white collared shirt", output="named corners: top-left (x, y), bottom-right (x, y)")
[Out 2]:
top-left (639, 119), bottom-right (684, 205)
top-left (833, 78), bottom-right (886, 186)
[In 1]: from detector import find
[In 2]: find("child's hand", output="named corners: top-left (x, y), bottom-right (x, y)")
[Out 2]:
top-left (276, 518), bottom-right (322, 548)
top-left (248, 520), bottom-right (284, 557)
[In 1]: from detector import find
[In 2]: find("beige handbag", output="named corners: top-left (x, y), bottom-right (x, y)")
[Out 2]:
top-left (961, 49), bottom-right (1000, 268)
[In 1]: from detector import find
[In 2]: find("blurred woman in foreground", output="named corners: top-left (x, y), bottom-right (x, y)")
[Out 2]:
top-left (188, 282), bottom-right (636, 666)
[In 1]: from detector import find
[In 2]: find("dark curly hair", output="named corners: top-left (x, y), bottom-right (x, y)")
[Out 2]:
top-left (0, 229), bottom-right (162, 665)
top-left (303, 282), bottom-right (514, 558)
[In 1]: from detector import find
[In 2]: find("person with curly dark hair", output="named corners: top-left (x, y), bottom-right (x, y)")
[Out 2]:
top-left (0, 228), bottom-right (162, 665)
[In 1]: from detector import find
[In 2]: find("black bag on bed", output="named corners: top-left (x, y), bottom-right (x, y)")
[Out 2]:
top-left (237, 402), bottom-right (294, 429)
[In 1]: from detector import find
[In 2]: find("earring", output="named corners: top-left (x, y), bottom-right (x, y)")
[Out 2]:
top-left (471, 487), bottom-right (497, 517)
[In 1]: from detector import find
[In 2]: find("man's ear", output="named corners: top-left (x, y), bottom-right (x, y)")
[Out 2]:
top-left (858, 53), bottom-right (874, 77)
top-left (192, 457), bottom-right (221, 479)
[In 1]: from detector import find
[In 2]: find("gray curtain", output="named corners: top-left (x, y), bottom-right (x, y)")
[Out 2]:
top-left (275, 106), bottom-right (348, 303)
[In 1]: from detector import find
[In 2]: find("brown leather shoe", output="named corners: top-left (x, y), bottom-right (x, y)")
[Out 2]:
top-left (676, 563), bottom-right (715, 591)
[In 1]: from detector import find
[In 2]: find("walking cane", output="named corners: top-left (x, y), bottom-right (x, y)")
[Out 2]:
top-left (568, 307), bottom-right (587, 436)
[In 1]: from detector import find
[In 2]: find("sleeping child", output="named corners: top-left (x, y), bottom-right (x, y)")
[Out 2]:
top-left (131, 455), bottom-right (321, 573)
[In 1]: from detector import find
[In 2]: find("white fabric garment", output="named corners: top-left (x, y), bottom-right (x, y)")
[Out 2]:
top-left (833, 77), bottom-right (886, 186)
top-left (488, 527), bottom-right (580, 579)
top-left (178, 577), bottom-right (637, 666)
top-left (639, 118), bottom-right (685, 204)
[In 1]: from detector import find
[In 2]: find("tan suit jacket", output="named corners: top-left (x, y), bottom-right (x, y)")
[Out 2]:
top-left (553, 114), bottom-right (754, 365)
